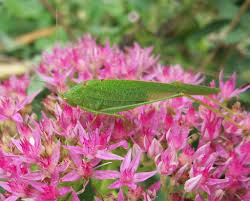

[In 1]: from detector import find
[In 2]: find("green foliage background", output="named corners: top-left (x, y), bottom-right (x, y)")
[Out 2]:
top-left (1, 0), bottom-right (249, 83)
top-left (0, 0), bottom-right (250, 200)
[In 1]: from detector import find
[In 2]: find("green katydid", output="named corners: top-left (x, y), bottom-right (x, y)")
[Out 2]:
top-left (61, 79), bottom-right (241, 128)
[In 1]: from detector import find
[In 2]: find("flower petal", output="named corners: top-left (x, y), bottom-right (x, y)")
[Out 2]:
top-left (51, 141), bottom-right (60, 165)
top-left (11, 113), bottom-right (23, 123)
top-left (72, 190), bottom-right (80, 201)
top-left (11, 139), bottom-right (23, 153)
top-left (109, 180), bottom-right (123, 189)
top-left (5, 195), bottom-right (19, 201)
top-left (120, 149), bottom-right (131, 172)
top-left (93, 170), bottom-right (120, 180)
top-left (134, 171), bottom-right (157, 183)
top-left (96, 150), bottom-right (123, 160)
top-left (184, 174), bottom-right (202, 192)
top-left (68, 150), bottom-right (82, 167)
top-left (94, 197), bottom-right (102, 201)
top-left (16, 90), bottom-right (41, 111)
top-left (108, 140), bottom-right (128, 150)
top-left (117, 188), bottom-right (125, 201)
top-left (64, 145), bottom-right (83, 155)
top-left (62, 170), bottom-right (81, 182)
top-left (22, 171), bottom-right (44, 180)
top-left (0, 114), bottom-right (8, 122)
top-left (0, 181), bottom-right (12, 192)
top-left (59, 187), bottom-right (71, 196)
top-left (130, 149), bottom-right (142, 173)
top-left (195, 193), bottom-right (205, 201)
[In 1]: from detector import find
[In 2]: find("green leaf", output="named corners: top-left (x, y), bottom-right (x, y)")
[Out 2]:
top-left (190, 19), bottom-right (230, 40)
top-left (0, 32), bottom-right (17, 51)
top-left (78, 180), bottom-right (95, 201)
top-left (85, 0), bottom-right (105, 24)
top-left (28, 80), bottom-right (50, 121)
top-left (4, 0), bottom-right (43, 18)
top-left (3, 0), bottom-right (23, 17)
top-left (103, 0), bottom-right (125, 18)
top-left (240, 13), bottom-right (250, 33)
top-left (214, 0), bottom-right (238, 19)
top-left (27, 75), bottom-right (45, 95)
top-left (239, 91), bottom-right (250, 111)
top-left (222, 28), bottom-right (248, 44)
top-left (0, 186), bottom-right (5, 194)
top-left (128, 0), bottom-right (151, 12)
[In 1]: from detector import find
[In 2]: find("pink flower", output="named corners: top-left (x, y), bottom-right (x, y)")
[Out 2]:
top-left (127, 186), bottom-right (144, 200)
top-left (164, 113), bottom-right (174, 131)
top-left (64, 123), bottom-right (126, 160)
top-left (0, 35), bottom-right (249, 200)
top-left (29, 180), bottom-right (74, 201)
top-left (62, 150), bottom-right (104, 181)
top-left (0, 73), bottom-right (30, 100)
top-left (225, 152), bottom-right (249, 186)
top-left (0, 178), bottom-right (33, 200)
top-left (147, 138), bottom-right (163, 158)
top-left (117, 188), bottom-right (125, 201)
top-left (54, 103), bottom-right (82, 139)
top-left (219, 70), bottom-right (250, 101)
top-left (143, 181), bottom-right (161, 201)
top-left (235, 138), bottom-right (250, 163)
top-left (157, 64), bottom-right (204, 84)
top-left (193, 143), bottom-right (217, 168)
top-left (0, 91), bottom-right (40, 123)
top-left (179, 146), bottom-right (194, 166)
top-left (37, 68), bottom-right (72, 94)
top-left (155, 145), bottom-right (178, 175)
top-left (185, 165), bottom-right (229, 194)
top-left (0, 149), bottom-right (29, 180)
top-left (38, 112), bottom-right (56, 139)
top-left (11, 122), bottom-right (42, 164)
top-left (166, 125), bottom-right (189, 151)
top-left (111, 119), bottom-right (127, 142)
top-left (16, 122), bottom-right (33, 139)
top-left (201, 117), bottom-right (222, 141)
top-left (125, 43), bottom-right (159, 78)
top-left (23, 141), bottom-right (70, 182)
top-left (94, 149), bottom-right (157, 189)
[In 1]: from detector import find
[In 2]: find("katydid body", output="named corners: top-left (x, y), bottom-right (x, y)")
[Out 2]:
top-left (62, 79), bottom-right (221, 116)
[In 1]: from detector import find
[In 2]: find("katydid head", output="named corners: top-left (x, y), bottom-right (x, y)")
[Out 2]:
top-left (61, 83), bottom-right (85, 107)
top-left (61, 89), bottom-right (77, 107)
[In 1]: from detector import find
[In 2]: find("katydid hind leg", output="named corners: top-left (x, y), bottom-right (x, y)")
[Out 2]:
top-left (184, 94), bottom-right (243, 129)
top-left (204, 95), bottom-right (236, 117)
top-left (79, 106), bottom-right (125, 130)
top-left (87, 114), bottom-right (98, 131)
top-left (79, 105), bottom-right (123, 117)
top-left (100, 93), bottom-right (184, 113)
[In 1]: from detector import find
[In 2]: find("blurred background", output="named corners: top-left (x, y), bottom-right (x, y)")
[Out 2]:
top-left (0, 0), bottom-right (250, 107)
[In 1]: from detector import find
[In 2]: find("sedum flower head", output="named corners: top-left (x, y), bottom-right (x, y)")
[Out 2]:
top-left (0, 35), bottom-right (249, 200)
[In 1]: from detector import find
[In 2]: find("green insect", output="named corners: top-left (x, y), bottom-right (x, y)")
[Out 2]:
top-left (61, 79), bottom-right (241, 128)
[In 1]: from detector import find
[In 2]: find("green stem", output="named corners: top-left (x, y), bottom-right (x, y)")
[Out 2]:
top-left (161, 175), bottom-right (169, 200)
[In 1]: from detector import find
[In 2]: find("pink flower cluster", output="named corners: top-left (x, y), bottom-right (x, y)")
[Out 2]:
top-left (0, 35), bottom-right (249, 201)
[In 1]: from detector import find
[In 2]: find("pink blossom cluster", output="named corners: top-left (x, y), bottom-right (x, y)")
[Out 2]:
top-left (0, 35), bottom-right (249, 201)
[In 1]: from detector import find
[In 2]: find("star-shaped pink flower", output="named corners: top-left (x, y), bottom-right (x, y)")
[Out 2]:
top-left (94, 149), bottom-right (157, 189)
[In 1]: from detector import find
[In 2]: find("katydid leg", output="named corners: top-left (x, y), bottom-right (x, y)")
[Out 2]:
top-left (184, 94), bottom-right (242, 129)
